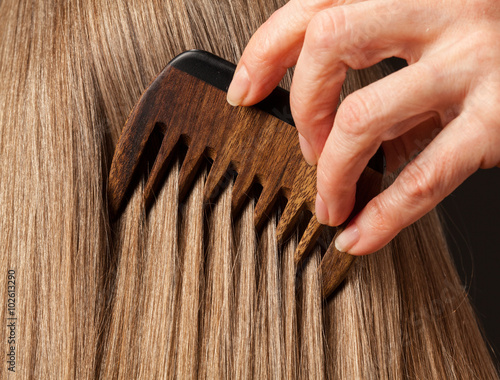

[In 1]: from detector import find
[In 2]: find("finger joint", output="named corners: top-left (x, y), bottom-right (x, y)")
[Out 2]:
top-left (336, 91), bottom-right (378, 140)
top-left (399, 158), bottom-right (437, 201)
top-left (307, 9), bottom-right (347, 53)
top-left (365, 197), bottom-right (394, 233)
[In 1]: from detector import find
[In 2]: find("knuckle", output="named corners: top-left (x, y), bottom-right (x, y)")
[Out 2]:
top-left (365, 197), bottom-right (394, 233)
top-left (306, 9), bottom-right (347, 52)
top-left (413, 60), bottom-right (441, 84)
top-left (399, 158), bottom-right (437, 201)
top-left (250, 34), bottom-right (274, 66)
top-left (336, 91), bottom-right (375, 138)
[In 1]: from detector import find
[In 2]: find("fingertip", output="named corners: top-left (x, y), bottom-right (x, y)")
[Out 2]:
top-left (316, 189), bottom-right (352, 228)
top-left (227, 64), bottom-right (250, 107)
top-left (298, 133), bottom-right (318, 165)
top-left (346, 234), bottom-right (391, 256)
top-left (315, 192), bottom-right (329, 225)
top-left (343, 204), bottom-right (397, 255)
top-left (334, 222), bottom-right (360, 253)
top-left (315, 162), bottom-right (355, 227)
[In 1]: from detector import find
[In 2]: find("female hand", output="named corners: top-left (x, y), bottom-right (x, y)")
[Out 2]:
top-left (227, 0), bottom-right (500, 255)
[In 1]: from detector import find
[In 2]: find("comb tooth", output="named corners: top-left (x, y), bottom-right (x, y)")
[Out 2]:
top-left (254, 184), bottom-right (280, 229)
top-left (231, 169), bottom-right (256, 214)
top-left (294, 215), bottom-right (323, 265)
top-left (276, 197), bottom-right (305, 243)
top-left (276, 161), bottom-right (317, 242)
top-left (144, 134), bottom-right (179, 207)
top-left (203, 155), bottom-right (231, 204)
top-left (178, 144), bottom-right (206, 201)
top-left (108, 119), bottom-right (157, 217)
top-left (319, 238), bottom-right (356, 298)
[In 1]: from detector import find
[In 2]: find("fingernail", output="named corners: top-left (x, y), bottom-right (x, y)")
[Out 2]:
top-left (315, 192), bottom-right (329, 225)
top-left (335, 224), bottom-right (360, 253)
top-left (298, 133), bottom-right (317, 165)
top-left (227, 64), bottom-right (250, 106)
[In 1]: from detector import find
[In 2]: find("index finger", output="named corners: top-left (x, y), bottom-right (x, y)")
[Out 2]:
top-left (227, 0), bottom-right (361, 106)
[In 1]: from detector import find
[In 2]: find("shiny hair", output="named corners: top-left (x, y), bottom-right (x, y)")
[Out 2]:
top-left (0, 0), bottom-right (497, 378)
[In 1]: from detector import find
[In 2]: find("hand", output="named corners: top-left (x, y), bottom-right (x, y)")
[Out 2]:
top-left (227, 0), bottom-right (500, 255)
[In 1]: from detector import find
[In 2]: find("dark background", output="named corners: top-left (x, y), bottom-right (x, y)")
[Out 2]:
top-left (384, 57), bottom-right (500, 362)
top-left (439, 167), bottom-right (500, 362)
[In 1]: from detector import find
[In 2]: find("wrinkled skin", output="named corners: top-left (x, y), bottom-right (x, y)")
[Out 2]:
top-left (227, 0), bottom-right (500, 255)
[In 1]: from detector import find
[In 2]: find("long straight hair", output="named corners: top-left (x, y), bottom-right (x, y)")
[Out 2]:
top-left (0, 0), bottom-right (497, 378)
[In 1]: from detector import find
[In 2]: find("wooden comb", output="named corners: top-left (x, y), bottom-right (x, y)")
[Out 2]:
top-left (108, 50), bottom-right (385, 298)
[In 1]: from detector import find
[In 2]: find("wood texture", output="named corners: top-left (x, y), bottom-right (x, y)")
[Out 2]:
top-left (320, 167), bottom-right (383, 298)
top-left (108, 62), bottom-right (383, 298)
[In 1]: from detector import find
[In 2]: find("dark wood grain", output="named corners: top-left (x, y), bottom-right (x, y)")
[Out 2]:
top-left (108, 61), bottom-right (383, 298)
top-left (320, 167), bottom-right (383, 298)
